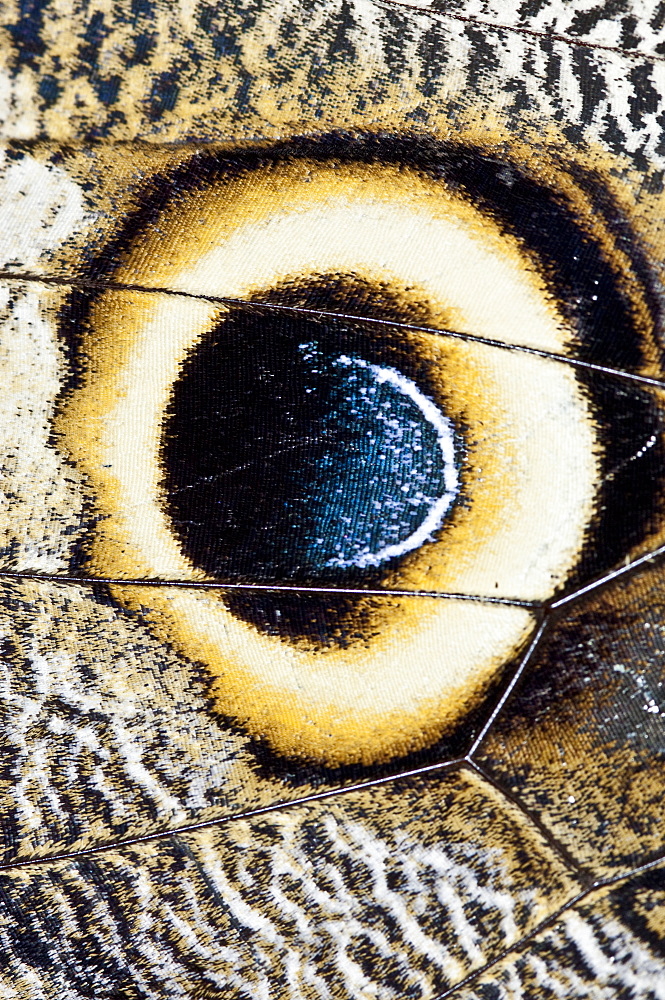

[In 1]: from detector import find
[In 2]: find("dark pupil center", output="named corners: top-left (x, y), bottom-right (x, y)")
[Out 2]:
top-left (162, 311), bottom-right (456, 587)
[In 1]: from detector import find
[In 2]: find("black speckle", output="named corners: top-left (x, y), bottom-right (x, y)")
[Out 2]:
top-left (147, 70), bottom-right (179, 120)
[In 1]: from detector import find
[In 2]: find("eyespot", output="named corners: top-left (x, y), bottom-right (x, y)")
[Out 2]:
top-left (57, 133), bottom-right (662, 766)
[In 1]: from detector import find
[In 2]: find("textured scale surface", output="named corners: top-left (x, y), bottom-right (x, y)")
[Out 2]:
top-left (0, 0), bottom-right (665, 997)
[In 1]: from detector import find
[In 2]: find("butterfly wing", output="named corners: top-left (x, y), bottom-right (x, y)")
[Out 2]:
top-left (0, 1), bottom-right (664, 997)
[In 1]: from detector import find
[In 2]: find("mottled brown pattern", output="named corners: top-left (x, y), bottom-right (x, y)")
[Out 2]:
top-left (0, 769), bottom-right (580, 999)
top-left (455, 860), bottom-right (665, 998)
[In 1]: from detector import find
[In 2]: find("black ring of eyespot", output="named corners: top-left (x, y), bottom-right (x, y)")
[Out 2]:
top-left (55, 131), bottom-right (665, 780)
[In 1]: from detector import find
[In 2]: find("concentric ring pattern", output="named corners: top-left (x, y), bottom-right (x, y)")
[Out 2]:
top-left (56, 134), bottom-right (664, 765)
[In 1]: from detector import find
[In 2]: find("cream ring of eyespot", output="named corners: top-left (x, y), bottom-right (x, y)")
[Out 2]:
top-left (58, 160), bottom-right (600, 764)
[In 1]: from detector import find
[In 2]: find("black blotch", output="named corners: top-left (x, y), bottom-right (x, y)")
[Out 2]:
top-left (211, 28), bottom-right (241, 58)
top-left (148, 70), bottom-right (179, 120)
top-left (464, 26), bottom-right (501, 93)
top-left (122, 31), bottom-right (156, 67)
top-left (620, 14), bottom-right (641, 49)
top-left (76, 10), bottom-right (108, 74)
top-left (37, 72), bottom-right (59, 107)
top-left (572, 47), bottom-right (609, 127)
top-left (130, 0), bottom-right (155, 21)
top-left (6, 0), bottom-right (51, 72)
top-left (327, 0), bottom-right (356, 63)
top-left (378, 9), bottom-right (416, 84)
top-left (628, 64), bottom-right (660, 132)
top-left (568, 0), bottom-right (628, 37)
top-left (95, 74), bottom-right (121, 106)
top-left (232, 69), bottom-right (253, 116)
top-left (417, 25), bottom-right (451, 99)
top-left (473, 986), bottom-right (502, 1000)
top-left (652, 3), bottom-right (665, 31)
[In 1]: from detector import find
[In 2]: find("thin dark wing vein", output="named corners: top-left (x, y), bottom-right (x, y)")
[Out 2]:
top-left (7, 534), bottom-right (665, 609)
top-left (0, 758), bottom-right (467, 872)
top-left (2, 269), bottom-right (665, 393)
top-left (466, 758), bottom-right (590, 880)
top-left (432, 889), bottom-right (592, 1000)
top-left (0, 569), bottom-right (540, 606)
top-left (466, 617), bottom-right (551, 757)
top-left (376, 0), bottom-right (665, 63)
top-left (551, 539), bottom-right (665, 610)
top-left (434, 848), bottom-right (665, 1000)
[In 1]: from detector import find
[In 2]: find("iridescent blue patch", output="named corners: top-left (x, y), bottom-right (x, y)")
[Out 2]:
top-left (298, 343), bottom-right (459, 572)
